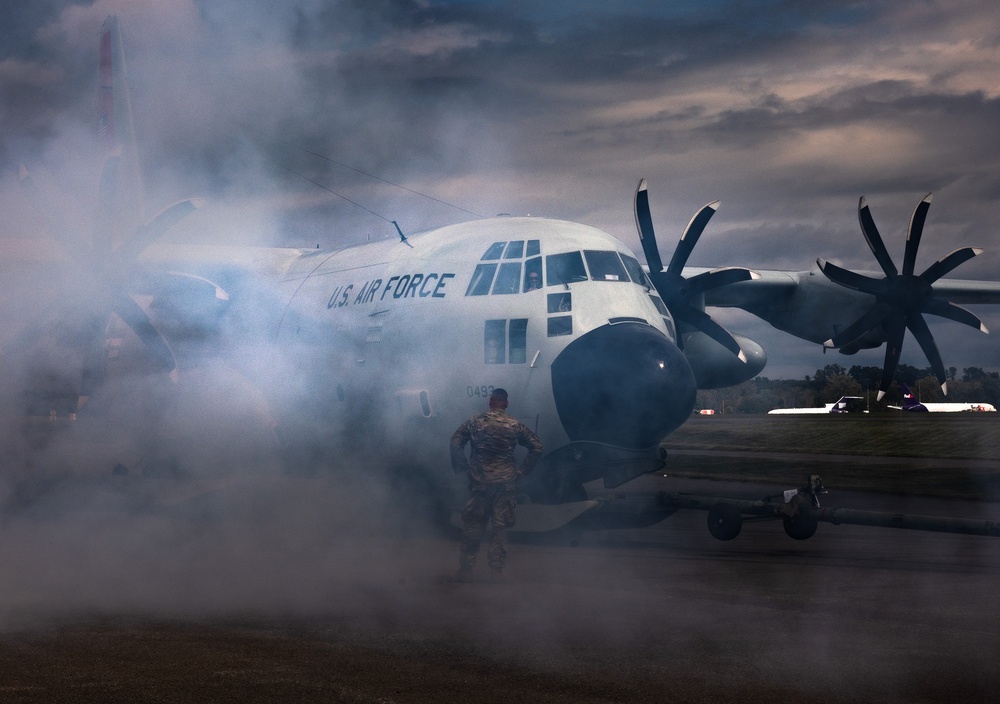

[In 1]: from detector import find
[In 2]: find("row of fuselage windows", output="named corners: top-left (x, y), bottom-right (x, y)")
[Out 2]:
top-left (465, 242), bottom-right (658, 297)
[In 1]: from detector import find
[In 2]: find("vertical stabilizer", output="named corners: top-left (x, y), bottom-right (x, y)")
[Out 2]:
top-left (97, 15), bottom-right (144, 237)
top-left (898, 384), bottom-right (928, 412)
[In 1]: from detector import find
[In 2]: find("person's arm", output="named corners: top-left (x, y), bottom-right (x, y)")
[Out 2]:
top-left (516, 425), bottom-right (544, 476)
top-left (450, 422), bottom-right (473, 474)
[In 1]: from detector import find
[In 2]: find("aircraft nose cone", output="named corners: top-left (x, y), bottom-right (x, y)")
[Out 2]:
top-left (551, 322), bottom-right (696, 448)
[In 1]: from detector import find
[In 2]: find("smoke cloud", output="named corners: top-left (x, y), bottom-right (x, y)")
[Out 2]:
top-left (0, 13), bottom-right (998, 702)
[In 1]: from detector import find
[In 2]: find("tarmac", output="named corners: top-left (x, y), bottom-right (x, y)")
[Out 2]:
top-left (1, 471), bottom-right (999, 703)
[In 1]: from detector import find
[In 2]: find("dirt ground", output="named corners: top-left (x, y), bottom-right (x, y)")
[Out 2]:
top-left (2, 474), bottom-right (999, 703)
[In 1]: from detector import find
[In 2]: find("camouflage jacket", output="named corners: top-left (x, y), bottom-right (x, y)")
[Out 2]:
top-left (450, 408), bottom-right (544, 483)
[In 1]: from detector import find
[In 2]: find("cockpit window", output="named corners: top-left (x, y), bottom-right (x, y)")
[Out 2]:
top-left (481, 242), bottom-right (506, 260)
top-left (523, 256), bottom-right (542, 292)
top-left (466, 263), bottom-right (497, 296)
top-left (492, 262), bottom-right (522, 294)
top-left (545, 251), bottom-right (587, 286)
top-left (584, 250), bottom-right (628, 282)
top-left (526, 239), bottom-right (540, 257)
top-left (620, 254), bottom-right (651, 287)
top-left (503, 241), bottom-right (524, 259)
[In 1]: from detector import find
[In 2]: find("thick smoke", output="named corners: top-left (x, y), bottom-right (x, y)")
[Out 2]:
top-left (0, 8), bottom-right (999, 701)
top-left (0, 0), bottom-right (469, 634)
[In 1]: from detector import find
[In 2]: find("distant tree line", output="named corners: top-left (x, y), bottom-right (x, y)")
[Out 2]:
top-left (696, 364), bottom-right (1000, 414)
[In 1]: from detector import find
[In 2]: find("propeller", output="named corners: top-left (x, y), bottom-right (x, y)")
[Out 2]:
top-left (633, 179), bottom-right (758, 362)
top-left (817, 193), bottom-right (988, 400)
top-left (10, 160), bottom-right (201, 408)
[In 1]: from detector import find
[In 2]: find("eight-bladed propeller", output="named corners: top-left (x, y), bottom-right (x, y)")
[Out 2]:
top-left (633, 179), bottom-right (758, 363)
top-left (817, 193), bottom-right (988, 400)
top-left (10, 158), bottom-right (201, 407)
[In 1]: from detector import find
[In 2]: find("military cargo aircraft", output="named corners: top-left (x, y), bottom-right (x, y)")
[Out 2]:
top-left (6, 16), bottom-right (1000, 540)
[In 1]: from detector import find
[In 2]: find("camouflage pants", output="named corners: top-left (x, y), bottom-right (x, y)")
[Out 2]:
top-left (459, 481), bottom-right (516, 571)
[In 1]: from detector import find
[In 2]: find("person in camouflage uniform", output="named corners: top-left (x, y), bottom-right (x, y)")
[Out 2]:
top-left (450, 388), bottom-right (543, 582)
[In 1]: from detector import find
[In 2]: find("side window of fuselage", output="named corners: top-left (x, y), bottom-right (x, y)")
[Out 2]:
top-left (485, 318), bottom-right (528, 364)
top-left (509, 319), bottom-right (527, 363)
top-left (485, 319), bottom-right (506, 363)
top-left (547, 292), bottom-right (571, 313)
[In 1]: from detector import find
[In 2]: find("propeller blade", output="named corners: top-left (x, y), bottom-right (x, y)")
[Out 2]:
top-left (877, 316), bottom-right (906, 400)
top-left (906, 311), bottom-right (948, 392)
top-left (685, 266), bottom-right (757, 296)
top-left (824, 301), bottom-right (892, 348)
top-left (113, 293), bottom-right (177, 374)
top-left (858, 197), bottom-right (898, 278)
top-left (634, 179), bottom-right (663, 274)
top-left (817, 258), bottom-right (888, 296)
top-left (920, 246), bottom-right (983, 284)
top-left (922, 298), bottom-right (989, 333)
top-left (92, 151), bottom-right (121, 254)
top-left (680, 307), bottom-right (747, 362)
top-left (630, 183), bottom-right (747, 366)
top-left (902, 193), bottom-right (932, 276)
top-left (667, 200), bottom-right (720, 274)
top-left (117, 198), bottom-right (204, 263)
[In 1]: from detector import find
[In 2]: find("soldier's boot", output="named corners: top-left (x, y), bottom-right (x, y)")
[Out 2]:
top-left (489, 567), bottom-right (505, 584)
top-left (455, 566), bottom-right (475, 583)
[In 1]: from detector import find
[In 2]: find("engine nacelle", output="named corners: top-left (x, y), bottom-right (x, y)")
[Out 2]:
top-left (682, 331), bottom-right (766, 389)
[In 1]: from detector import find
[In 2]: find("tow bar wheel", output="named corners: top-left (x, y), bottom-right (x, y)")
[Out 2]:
top-left (707, 503), bottom-right (742, 541)
top-left (782, 513), bottom-right (819, 540)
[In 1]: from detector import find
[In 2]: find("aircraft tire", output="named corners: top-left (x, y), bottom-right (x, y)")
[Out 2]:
top-left (782, 513), bottom-right (818, 540)
top-left (707, 503), bottom-right (742, 541)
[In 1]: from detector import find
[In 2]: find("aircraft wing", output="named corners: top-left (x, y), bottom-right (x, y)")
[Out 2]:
top-left (697, 268), bottom-right (801, 307)
top-left (697, 263), bottom-right (1000, 399)
top-left (925, 278), bottom-right (1000, 305)
top-left (702, 268), bottom-right (1000, 309)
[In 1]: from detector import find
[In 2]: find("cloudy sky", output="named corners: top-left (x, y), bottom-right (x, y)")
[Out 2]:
top-left (2, 0), bottom-right (999, 379)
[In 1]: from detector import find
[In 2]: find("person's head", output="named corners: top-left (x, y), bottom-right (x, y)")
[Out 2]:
top-left (489, 388), bottom-right (509, 410)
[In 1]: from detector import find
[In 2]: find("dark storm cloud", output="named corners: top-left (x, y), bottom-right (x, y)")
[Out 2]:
top-left (1, 0), bottom-right (999, 376)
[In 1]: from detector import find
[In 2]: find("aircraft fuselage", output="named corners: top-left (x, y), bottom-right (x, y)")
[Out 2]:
top-left (149, 217), bottom-right (698, 502)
